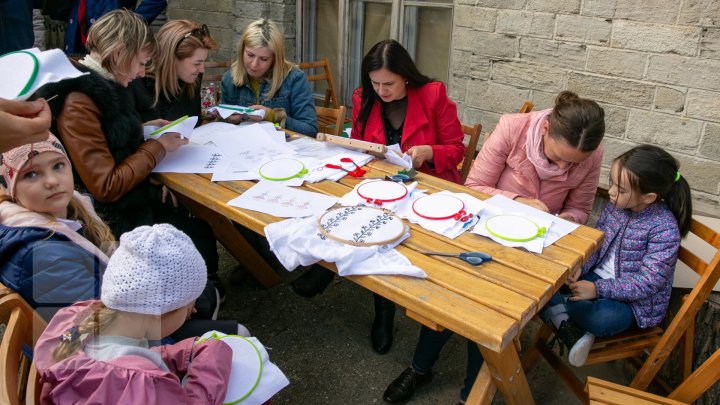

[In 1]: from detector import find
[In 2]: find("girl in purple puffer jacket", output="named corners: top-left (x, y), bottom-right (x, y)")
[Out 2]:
top-left (541, 144), bottom-right (693, 367)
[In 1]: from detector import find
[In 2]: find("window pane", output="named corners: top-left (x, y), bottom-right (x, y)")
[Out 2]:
top-left (312, 0), bottom-right (339, 98)
top-left (404, 6), bottom-right (452, 84)
top-left (362, 3), bottom-right (392, 56)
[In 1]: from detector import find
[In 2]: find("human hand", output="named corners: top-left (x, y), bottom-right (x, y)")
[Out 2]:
top-left (161, 185), bottom-right (179, 208)
top-left (406, 145), bottom-right (433, 169)
top-left (568, 280), bottom-right (597, 301)
top-left (156, 132), bottom-right (188, 152)
top-left (249, 105), bottom-right (271, 121)
top-left (225, 113), bottom-right (243, 124)
top-left (557, 213), bottom-right (574, 222)
top-left (515, 197), bottom-right (549, 212)
top-left (0, 98), bottom-right (52, 152)
top-left (144, 118), bottom-right (171, 127)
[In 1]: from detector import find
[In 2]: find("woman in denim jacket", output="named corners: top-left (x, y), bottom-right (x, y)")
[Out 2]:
top-left (220, 19), bottom-right (317, 136)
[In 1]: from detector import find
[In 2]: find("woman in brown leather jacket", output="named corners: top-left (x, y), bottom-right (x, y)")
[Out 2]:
top-left (36, 10), bottom-right (224, 300)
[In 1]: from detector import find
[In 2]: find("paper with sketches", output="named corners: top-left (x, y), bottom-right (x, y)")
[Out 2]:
top-left (384, 144), bottom-right (413, 169)
top-left (470, 194), bottom-right (579, 252)
top-left (152, 144), bottom-right (223, 173)
top-left (212, 104), bottom-right (266, 119)
top-left (0, 48), bottom-right (87, 100)
top-left (227, 181), bottom-right (338, 218)
top-left (143, 116), bottom-right (198, 140)
top-left (288, 136), bottom-right (363, 160)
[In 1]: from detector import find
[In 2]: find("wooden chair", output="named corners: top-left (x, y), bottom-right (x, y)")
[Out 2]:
top-left (459, 123), bottom-right (482, 184)
top-left (523, 218), bottom-right (720, 400)
top-left (316, 105), bottom-right (346, 137)
top-left (0, 284), bottom-right (47, 405)
top-left (202, 59), bottom-right (232, 84)
top-left (297, 58), bottom-right (339, 109)
top-left (585, 344), bottom-right (720, 404)
top-left (518, 100), bottom-right (534, 113)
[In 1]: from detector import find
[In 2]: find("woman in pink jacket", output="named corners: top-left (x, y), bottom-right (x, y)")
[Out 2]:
top-left (34, 224), bottom-right (232, 404)
top-left (465, 90), bottom-right (605, 224)
top-left (289, 40), bottom-right (465, 356)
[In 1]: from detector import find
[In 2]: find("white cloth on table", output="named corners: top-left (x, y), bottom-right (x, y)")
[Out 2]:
top-left (264, 214), bottom-right (426, 278)
top-left (394, 190), bottom-right (486, 239)
top-left (337, 179), bottom-right (418, 212)
top-left (471, 208), bottom-right (552, 253)
top-left (303, 151), bottom-right (375, 183)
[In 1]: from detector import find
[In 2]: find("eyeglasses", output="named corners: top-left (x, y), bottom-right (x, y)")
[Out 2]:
top-left (182, 24), bottom-right (210, 41)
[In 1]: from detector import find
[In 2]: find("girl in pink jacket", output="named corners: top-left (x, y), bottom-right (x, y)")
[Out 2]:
top-left (34, 224), bottom-right (232, 404)
top-left (465, 91), bottom-right (605, 224)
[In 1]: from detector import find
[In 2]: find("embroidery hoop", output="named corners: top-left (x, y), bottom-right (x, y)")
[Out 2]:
top-left (259, 158), bottom-right (308, 181)
top-left (317, 206), bottom-right (406, 247)
top-left (196, 334), bottom-right (263, 404)
top-left (356, 180), bottom-right (408, 205)
top-left (412, 194), bottom-right (468, 221)
top-left (484, 214), bottom-right (546, 242)
top-left (0, 50), bottom-right (39, 99)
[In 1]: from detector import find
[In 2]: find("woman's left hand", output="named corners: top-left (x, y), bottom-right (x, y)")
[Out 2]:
top-left (407, 145), bottom-right (433, 169)
top-left (568, 280), bottom-right (597, 301)
top-left (161, 185), bottom-right (179, 208)
top-left (144, 118), bottom-right (171, 127)
top-left (557, 213), bottom-right (574, 222)
top-left (249, 105), bottom-right (272, 122)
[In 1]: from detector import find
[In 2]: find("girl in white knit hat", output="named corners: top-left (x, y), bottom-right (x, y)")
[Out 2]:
top-left (34, 224), bottom-right (234, 404)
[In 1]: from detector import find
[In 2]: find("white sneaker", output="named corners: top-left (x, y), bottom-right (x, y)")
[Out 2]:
top-left (568, 332), bottom-right (594, 367)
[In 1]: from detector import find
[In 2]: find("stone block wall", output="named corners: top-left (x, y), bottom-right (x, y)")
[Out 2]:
top-left (166, 0), bottom-right (297, 64)
top-left (451, 1), bottom-right (720, 216)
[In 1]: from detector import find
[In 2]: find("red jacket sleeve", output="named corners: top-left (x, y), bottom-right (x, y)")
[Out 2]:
top-left (427, 83), bottom-right (464, 177)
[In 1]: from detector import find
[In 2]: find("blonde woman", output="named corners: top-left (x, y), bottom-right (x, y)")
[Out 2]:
top-left (220, 18), bottom-right (317, 136)
top-left (132, 20), bottom-right (218, 123)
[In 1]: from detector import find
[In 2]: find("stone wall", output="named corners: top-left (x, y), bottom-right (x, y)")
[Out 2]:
top-left (451, 0), bottom-right (720, 216)
top-left (166, 0), bottom-right (297, 63)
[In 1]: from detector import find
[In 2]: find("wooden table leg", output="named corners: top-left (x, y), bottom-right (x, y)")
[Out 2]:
top-left (179, 196), bottom-right (282, 288)
top-left (465, 363), bottom-right (496, 405)
top-left (476, 343), bottom-right (535, 405)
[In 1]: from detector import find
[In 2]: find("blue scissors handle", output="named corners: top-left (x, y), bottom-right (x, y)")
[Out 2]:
top-left (418, 251), bottom-right (492, 266)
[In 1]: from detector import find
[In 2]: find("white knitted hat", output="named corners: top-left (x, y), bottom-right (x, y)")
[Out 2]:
top-left (101, 224), bottom-right (207, 315)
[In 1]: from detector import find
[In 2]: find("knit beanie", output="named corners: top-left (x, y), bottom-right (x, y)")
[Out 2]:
top-left (0, 133), bottom-right (69, 198)
top-left (101, 224), bottom-right (207, 315)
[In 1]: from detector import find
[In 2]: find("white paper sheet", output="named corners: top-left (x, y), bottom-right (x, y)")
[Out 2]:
top-left (288, 136), bottom-right (365, 160)
top-left (227, 181), bottom-right (338, 218)
top-left (1, 48), bottom-right (87, 100)
top-left (189, 121), bottom-right (239, 145)
top-left (152, 144), bottom-right (223, 173)
top-left (212, 104), bottom-right (266, 119)
top-left (143, 116), bottom-right (198, 140)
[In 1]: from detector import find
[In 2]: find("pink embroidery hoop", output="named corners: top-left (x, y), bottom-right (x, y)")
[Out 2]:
top-left (356, 180), bottom-right (408, 206)
top-left (412, 194), bottom-right (471, 221)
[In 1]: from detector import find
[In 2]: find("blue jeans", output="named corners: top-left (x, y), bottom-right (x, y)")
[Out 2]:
top-left (546, 272), bottom-right (636, 337)
top-left (411, 326), bottom-right (484, 401)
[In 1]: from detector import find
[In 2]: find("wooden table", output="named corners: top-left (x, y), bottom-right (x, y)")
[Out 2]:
top-left (155, 155), bottom-right (603, 404)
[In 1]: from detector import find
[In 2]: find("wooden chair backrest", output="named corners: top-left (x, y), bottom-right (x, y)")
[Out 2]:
top-left (297, 58), bottom-right (339, 109)
top-left (459, 123), bottom-right (482, 184)
top-left (586, 345), bottom-right (720, 404)
top-left (0, 285), bottom-right (46, 405)
top-left (316, 105), bottom-right (347, 137)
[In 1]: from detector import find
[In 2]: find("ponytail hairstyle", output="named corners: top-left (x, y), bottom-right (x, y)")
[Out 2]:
top-left (613, 144), bottom-right (693, 237)
top-left (53, 301), bottom-right (118, 361)
top-left (354, 39), bottom-right (432, 138)
top-left (150, 19), bottom-right (218, 106)
top-left (548, 91), bottom-right (605, 152)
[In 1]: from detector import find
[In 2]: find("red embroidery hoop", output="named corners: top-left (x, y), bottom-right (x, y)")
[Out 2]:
top-left (412, 194), bottom-right (471, 221)
top-left (356, 180), bottom-right (408, 206)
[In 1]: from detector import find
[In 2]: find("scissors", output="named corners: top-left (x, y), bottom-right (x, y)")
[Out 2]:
top-left (417, 250), bottom-right (492, 266)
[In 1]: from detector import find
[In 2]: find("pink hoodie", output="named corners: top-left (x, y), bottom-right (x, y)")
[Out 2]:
top-left (465, 110), bottom-right (603, 224)
top-left (35, 301), bottom-right (232, 405)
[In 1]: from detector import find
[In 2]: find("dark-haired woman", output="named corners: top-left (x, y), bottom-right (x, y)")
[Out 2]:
top-left (383, 91), bottom-right (606, 404)
top-left (465, 90), bottom-right (605, 224)
top-left (289, 40), bottom-right (465, 356)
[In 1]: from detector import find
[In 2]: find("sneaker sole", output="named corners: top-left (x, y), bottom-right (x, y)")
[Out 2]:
top-left (568, 333), bottom-right (594, 367)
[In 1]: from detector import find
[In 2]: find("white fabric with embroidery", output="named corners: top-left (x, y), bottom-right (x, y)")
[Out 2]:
top-left (265, 214), bottom-right (426, 278)
top-left (338, 179), bottom-right (418, 212)
top-left (394, 190), bottom-right (486, 239)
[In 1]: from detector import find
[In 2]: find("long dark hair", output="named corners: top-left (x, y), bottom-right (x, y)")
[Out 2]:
top-left (613, 144), bottom-right (693, 237)
top-left (548, 91), bottom-right (605, 152)
top-left (353, 39), bottom-right (432, 137)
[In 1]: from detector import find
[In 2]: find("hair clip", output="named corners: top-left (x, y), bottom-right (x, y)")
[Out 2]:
top-left (60, 326), bottom-right (80, 343)
top-left (675, 171), bottom-right (681, 182)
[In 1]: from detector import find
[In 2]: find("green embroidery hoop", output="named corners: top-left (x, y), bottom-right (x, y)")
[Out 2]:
top-left (197, 333), bottom-right (263, 404)
top-left (258, 158), bottom-right (308, 181)
top-left (484, 214), bottom-right (546, 242)
top-left (0, 50), bottom-right (39, 99)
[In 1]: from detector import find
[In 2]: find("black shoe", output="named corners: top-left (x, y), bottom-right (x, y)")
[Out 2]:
top-left (208, 274), bottom-right (226, 304)
top-left (288, 265), bottom-right (334, 298)
top-left (371, 294), bottom-right (396, 354)
top-left (551, 320), bottom-right (594, 367)
top-left (383, 367), bottom-right (432, 403)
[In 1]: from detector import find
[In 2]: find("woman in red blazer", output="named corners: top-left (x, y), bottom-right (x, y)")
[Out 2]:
top-left (351, 40), bottom-right (464, 183)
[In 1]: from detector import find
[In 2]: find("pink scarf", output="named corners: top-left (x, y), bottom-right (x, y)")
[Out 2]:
top-left (525, 108), bottom-right (572, 181)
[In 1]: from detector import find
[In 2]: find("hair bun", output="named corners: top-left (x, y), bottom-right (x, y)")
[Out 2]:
top-left (555, 90), bottom-right (579, 106)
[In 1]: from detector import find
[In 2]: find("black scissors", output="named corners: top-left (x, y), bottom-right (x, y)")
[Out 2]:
top-left (418, 250), bottom-right (492, 266)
